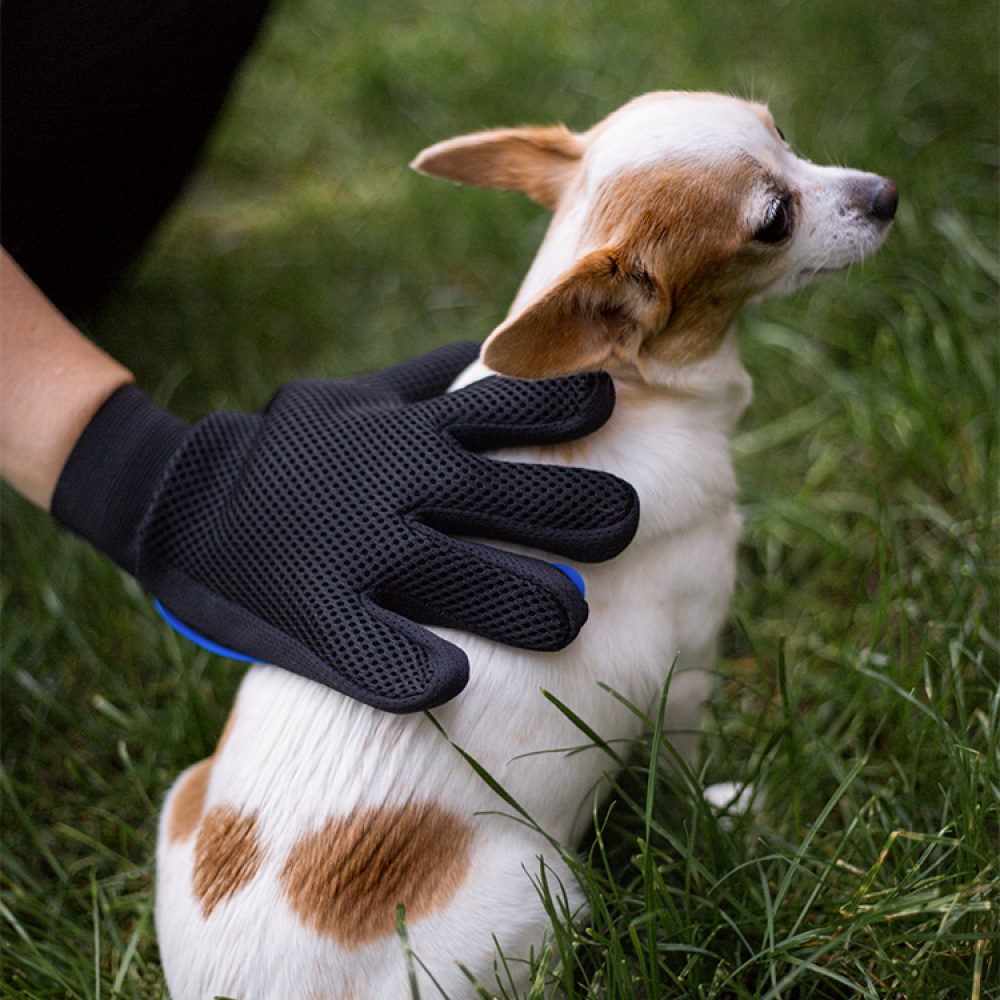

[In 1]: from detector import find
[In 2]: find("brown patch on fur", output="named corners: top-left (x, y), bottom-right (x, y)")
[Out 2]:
top-left (166, 696), bottom-right (241, 845)
top-left (584, 160), bottom-right (771, 366)
top-left (413, 126), bottom-right (583, 210)
top-left (193, 806), bottom-right (265, 917)
top-left (166, 757), bottom-right (213, 844)
top-left (279, 801), bottom-right (473, 948)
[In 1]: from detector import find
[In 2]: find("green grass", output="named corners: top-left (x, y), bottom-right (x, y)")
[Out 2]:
top-left (2, 0), bottom-right (997, 996)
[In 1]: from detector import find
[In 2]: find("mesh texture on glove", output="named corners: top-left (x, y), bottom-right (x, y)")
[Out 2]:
top-left (53, 342), bottom-right (639, 712)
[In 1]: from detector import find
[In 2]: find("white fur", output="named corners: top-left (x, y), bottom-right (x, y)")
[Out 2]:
top-left (156, 92), bottom-right (893, 999)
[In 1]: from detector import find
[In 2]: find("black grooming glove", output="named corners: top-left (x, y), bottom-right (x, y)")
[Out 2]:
top-left (52, 342), bottom-right (638, 712)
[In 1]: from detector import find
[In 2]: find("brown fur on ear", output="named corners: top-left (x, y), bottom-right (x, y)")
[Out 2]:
top-left (411, 126), bottom-right (583, 210)
top-left (482, 248), bottom-right (667, 379)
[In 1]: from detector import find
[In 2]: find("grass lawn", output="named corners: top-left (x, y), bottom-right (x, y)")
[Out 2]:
top-left (2, 0), bottom-right (997, 996)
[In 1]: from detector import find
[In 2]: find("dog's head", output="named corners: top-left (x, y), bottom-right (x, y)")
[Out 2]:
top-left (413, 91), bottom-right (897, 380)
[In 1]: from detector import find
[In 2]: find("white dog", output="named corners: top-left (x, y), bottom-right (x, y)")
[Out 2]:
top-left (155, 91), bottom-right (896, 998)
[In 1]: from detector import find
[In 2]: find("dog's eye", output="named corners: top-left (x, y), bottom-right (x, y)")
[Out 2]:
top-left (755, 195), bottom-right (794, 244)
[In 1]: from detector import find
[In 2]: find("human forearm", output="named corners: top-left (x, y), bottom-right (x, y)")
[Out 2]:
top-left (0, 248), bottom-right (135, 509)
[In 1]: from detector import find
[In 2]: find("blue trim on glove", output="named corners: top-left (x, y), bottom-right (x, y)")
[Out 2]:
top-left (154, 599), bottom-right (257, 663)
top-left (552, 563), bottom-right (586, 598)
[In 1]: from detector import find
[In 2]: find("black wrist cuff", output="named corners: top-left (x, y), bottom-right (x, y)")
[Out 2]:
top-left (51, 384), bottom-right (189, 571)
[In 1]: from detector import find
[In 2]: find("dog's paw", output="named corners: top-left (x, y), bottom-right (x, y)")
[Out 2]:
top-left (703, 781), bottom-right (756, 829)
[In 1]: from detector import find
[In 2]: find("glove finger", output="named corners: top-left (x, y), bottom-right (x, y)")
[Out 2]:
top-left (151, 571), bottom-right (469, 713)
top-left (418, 458), bottom-right (639, 564)
top-left (377, 530), bottom-right (590, 651)
top-left (334, 599), bottom-right (472, 712)
top-left (435, 371), bottom-right (617, 452)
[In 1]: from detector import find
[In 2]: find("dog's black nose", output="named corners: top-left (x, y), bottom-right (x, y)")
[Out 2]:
top-left (870, 177), bottom-right (899, 223)
top-left (850, 176), bottom-right (898, 224)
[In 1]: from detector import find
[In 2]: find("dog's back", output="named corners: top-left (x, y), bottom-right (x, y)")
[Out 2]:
top-left (156, 664), bottom-right (578, 996)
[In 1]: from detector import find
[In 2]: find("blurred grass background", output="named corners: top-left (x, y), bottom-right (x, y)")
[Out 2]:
top-left (2, 0), bottom-right (997, 996)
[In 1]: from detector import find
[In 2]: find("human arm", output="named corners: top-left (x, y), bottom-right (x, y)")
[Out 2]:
top-left (0, 248), bottom-right (134, 509)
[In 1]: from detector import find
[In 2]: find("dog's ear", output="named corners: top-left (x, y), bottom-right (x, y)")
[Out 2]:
top-left (482, 248), bottom-right (668, 379)
top-left (411, 126), bottom-right (583, 211)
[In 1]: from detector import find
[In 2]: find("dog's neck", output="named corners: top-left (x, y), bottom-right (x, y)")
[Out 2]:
top-left (614, 335), bottom-right (753, 430)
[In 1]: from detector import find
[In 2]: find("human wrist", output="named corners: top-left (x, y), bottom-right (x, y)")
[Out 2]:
top-left (51, 385), bottom-right (189, 571)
